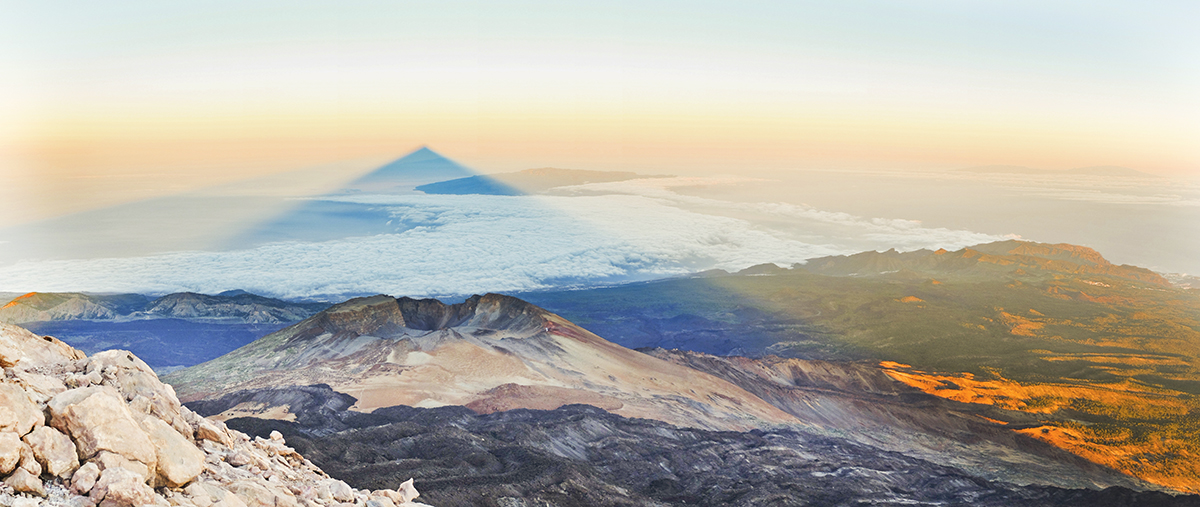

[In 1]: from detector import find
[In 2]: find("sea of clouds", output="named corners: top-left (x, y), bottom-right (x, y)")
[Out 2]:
top-left (0, 178), bottom-right (1011, 299)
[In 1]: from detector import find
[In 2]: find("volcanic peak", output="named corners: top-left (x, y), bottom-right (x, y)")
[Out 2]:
top-left (289, 293), bottom-right (547, 342)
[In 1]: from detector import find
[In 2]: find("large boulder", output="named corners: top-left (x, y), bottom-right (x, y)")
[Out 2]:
top-left (192, 412), bottom-right (232, 446)
top-left (327, 479), bottom-right (355, 503)
top-left (4, 468), bottom-right (45, 497)
top-left (48, 386), bottom-right (157, 470)
top-left (93, 451), bottom-right (153, 484)
top-left (23, 425), bottom-right (80, 478)
top-left (140, 415), bottom-right (204, 487)
top-left (71, 461), bottom-right (101, 495)
top-left (89, 349), bottom-right (189, 434)
top-left (12, 370), bottom-right (68, 405)
top-left (0, 431), bottom-right (21, 474)
top-left (17, 442), bottom-right (40, 476)
top-left (227, 480), bottom-right (296, 507)
top-left (0, 322), bottom-right (83, 368)
top-left (398, 478), bottom-right (420, 503)
top-left (90, 467), bottom-right (156, 507)
top-left (0, 383), bottom-right (43, 436)
top-left (186, 481), bottom-right (249, 507)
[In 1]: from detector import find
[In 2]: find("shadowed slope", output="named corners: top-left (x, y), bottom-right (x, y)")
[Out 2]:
top-left (521, 240), bottom-right (1200, 492)
top-left (221, 402), bottom-right (1200, 507)
top-left (645, 349), bottom-right (1154, 491)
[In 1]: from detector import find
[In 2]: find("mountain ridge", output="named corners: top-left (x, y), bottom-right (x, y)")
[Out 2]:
top-left (519, 240), bottom-right (1200, 492)
top-left (796, 239), bottom-right (1170, 286)
top-left (0, 291), bottom-right (328, 325)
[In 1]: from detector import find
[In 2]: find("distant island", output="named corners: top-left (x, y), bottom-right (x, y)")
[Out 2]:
top-left (958, 165), bottom-right (1159, 178)
top-left (416, 167), bottom-right (673, 196)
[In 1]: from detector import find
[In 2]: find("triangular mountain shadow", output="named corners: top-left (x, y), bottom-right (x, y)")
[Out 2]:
top-left (340, 146), bottom-right (476, 194)
top-left (414, 167), bottom-right (669, 196)
top-left (415, 174), bottom-right (524, 196)
top-left (0, 148), bottom-right (478, 263)
top-left (224, 147), bottom-right (489, 248)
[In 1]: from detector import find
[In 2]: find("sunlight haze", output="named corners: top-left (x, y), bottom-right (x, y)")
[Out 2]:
top-left (3, 1), bottom-right (1198, 224)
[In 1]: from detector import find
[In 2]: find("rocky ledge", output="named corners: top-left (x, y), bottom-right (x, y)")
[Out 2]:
top-left (0, 322), bottom-right (432, 507)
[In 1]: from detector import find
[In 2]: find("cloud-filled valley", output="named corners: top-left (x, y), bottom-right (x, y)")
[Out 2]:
top-left (0, 178), bottom-right (1013, 299)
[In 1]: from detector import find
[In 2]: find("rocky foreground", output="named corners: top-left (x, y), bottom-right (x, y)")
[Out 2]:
top-left (0, 323), bottom-right (430, 507)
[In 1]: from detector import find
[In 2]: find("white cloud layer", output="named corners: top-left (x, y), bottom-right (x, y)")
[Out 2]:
top-left (0, 181), bottom-right (1010, 299)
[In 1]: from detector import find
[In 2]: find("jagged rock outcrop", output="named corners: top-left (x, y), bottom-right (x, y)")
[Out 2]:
top-left (0, 322), bottom-right (433, 507)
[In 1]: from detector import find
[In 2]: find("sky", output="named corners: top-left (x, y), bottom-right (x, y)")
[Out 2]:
top-left (0, 1), bottom-right (1197, 298)
top-left (2, 1), bottom-right (1199, 226)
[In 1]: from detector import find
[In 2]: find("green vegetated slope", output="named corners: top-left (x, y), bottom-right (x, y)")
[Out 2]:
top-left (523, 240), bottom-right (1200, 492)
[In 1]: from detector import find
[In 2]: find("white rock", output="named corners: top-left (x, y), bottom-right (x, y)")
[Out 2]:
top-left (0, 431), bottom-right (21, 473)
top-left (90, 466), bottom-right (156, 507)
top-left (85, 369), bottom-right (104, 386)
top-left (0, 328), bottom-right (435, 507)
top-left (195, 417), bottom-right (232, 446)
top-left (212, 496), bottom-right (249, 507)
top-left (4, 467), bottom-right (46, 497)
top-left (88, 350), bottom-right (187, 431)
top-left (86, 350), bottom-right (156, 378)
top-left (0, 322), bottom-right (84, 368)
top-left (185, 481), bottom-right (245, 507)
top-left (140, 415), bottom-right (205, 488)
top-left (13, 369), bottom-right (68, 405)
top-left (398, 479), bottom-right (420, 503)
top-left (94, 451), bottom-right (153, 483)
top-left (313, 481), bottom-right (332, 502)
top-left (228, 480), bottom-right (296, 507)
top-left (18, 441), bottom-right (41, 476)
top-left (366, 496), bottom-right (396, 507)
top-left (0, 382), bottom-right (44, 436)
top-left (9, 496), bottom-right (42, 507)
top-left (226, 450), bottom-right (253, 467)
top-left (24, 425), bottom-right (80, 478)
top-left (72, 461), bottom-right (102, 495)
top-left (327, 480), bottom-right (355, 503)
top-left (49, 386), bottom-right (157, 468)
